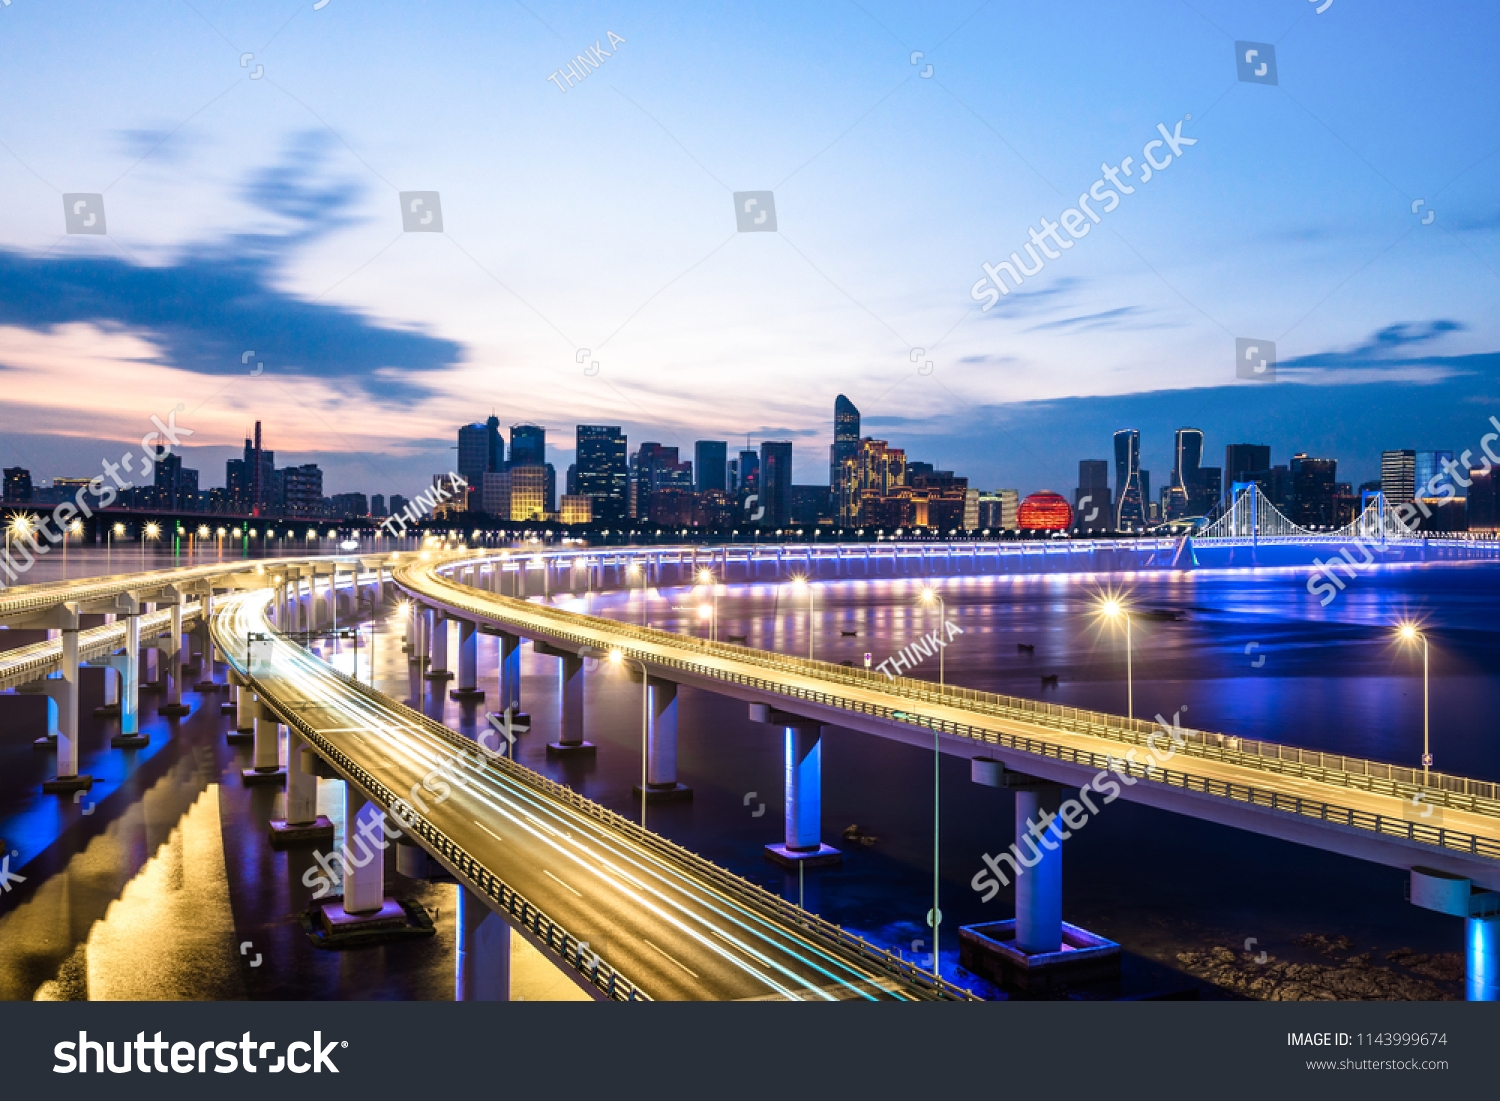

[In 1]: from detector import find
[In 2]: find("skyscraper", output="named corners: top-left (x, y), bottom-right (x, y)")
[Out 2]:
top-left (510, 424), bottom-right (546, 469)
top-left (737, 449), bottom-right (760, 519)
top-left (1290, 453), bottom-right (1338, 528)
top-left (760, 441), bottom-right (793, 527)
top-left (1113, 429), bottom-right (1143, 528)
top-left (575, 425), bottom-right (628, 523)
top-left (830, 395), bottom-right (861, 486)
top-left (1225, 443), bottom-right (1272, 488)
top-left (1075, 460), bottom-right (1110, 528)
top-left (2, 467), bottom-right (32, 503)
top-left (1169, 427), bottom-right (1203, 517)
top-left (694, 441), bottom-right (727, 494)
top-left (485, 415), bottom-right (505, 473)
top-left (457, 423), bottom-right (489, 490)
top-left (1381, 449), bottom-right (1416, 504)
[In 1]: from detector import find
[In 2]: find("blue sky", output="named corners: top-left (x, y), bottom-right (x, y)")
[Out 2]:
top-left (0, 0), bottom-right (1496, 499)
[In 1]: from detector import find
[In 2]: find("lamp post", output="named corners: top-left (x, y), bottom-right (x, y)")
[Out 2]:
top-left (109, 522), bottom-right (124, 573)
top-left (919, 586), bottom-right (946, 687)
top-left (628, 560), bottom-right (647, 628)
top-left (143, 522), bottom-right (160, 571)
top-left (63, 519), bottom-right (82, 579)
top-left (1398, 623), bottom-right (1432, 782)
top-left (791, 576), bottom-right (816, 660)
top-left (356, 594), bottom-right (379, 686)
top-left (698, 568), bottom-right (718, 643)
top-left (5, 514), bottom-right (36, 578)
top-left (608, 648), bottom-right (650, 828)
top-left (1098, 595), bottom-right (1133, 719)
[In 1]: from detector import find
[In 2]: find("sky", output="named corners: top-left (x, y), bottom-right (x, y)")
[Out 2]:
top-left (0, 0), bottom-right (1497, 500)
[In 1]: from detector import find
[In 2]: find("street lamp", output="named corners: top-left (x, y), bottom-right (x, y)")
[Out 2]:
top-left (62, 519), bottom-right (82, 579)
top-left (356, 594), bottom-right (379, 686)
top-left (698, 568), bottom-right (718, 642)
top-left (628, 559), bottom-right (647, 628)
top-left (1097, 594), bottom-right (1133, 719)
top-left (608, 648), bottom-right (651, 828)
top-left (791, 576), bottom-right (816, 660)
top-left (1398, 623), bottom-right (1432, 782)
top-left (919, 586), bottom-right (946, 687)
top-left (143, 522), bottom-right (160, 570)
top-left (5, 514), bottom-right (36, 575)
top-left (109, 522), bottom-right (124, 573)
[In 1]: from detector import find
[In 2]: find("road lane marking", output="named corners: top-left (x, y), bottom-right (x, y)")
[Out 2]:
top-left (543, 869), bottom-right (582, 897)
top-left (476, 822), bottom-right (504, 843)
top-left (642, 938), bottom-right (701, 979)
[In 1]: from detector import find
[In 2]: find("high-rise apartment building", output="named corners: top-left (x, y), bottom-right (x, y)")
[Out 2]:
top-left (2, 467), bottom-right (32, 503)
top-left (1381, 449), bottom-right (1416, 504)
top-left (1290, 453), bottom-right (1338, 528)
top-left (830, 395), bottom-right (861, 487)
top-left (1074, 460), bottom-right (1111, 528)
top-left (510, 425), bottom-right (546, 469)
top-left (1225, 443), bottom-right (1272, 488)
top-left (575, 425), bottom-right (628, 523)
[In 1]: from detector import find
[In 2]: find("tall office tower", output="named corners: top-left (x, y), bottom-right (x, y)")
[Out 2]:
top-left (510, 424), bottom-right (546, 469)
top-left (1414, 450), bottom-right (1457, 501)
top-left (228, 426), bottom-right (275, 515)
top-left (1290, 453), bottom-right (1338, 527)
top-left (630, 443), bottom-right (693, 523)
top-left (545, 463), bottom-right (556, 513)
top-left (565, 463), bottom-right (578, 497)
top-left (839, 438), bottom-right (908, 525)
top-left (694, 440), bottom-right (728, 493)
top-left (830, 394), bottom-right (861, 486)
top-left (1074, 460), bottom-right (1111, 527)
top-left (1225, 443), bottom-right (1272, 488)
top-left (485, 415), bottom-right (505, 473)
top-left (1113, 429), bottom-right (1143, 528)
top-left (1170, 427), bottom-right (1204, 515)
top-left (1139, 470), bottom-right (1151, 520)
top-left (252, 421), bottom-right (263, 516)
top-left (371, 494), bottom-right (387, 517)
top-left (457, 422), bottom-right (489, 489)
top-left (1197, 467), bottom-right (1222, 512)
top-left (1381, 449), bottom-right (1416, 504)
top-left (760, 440), bottom-right (793, 527)
top-left (726, 458), bottom-right (739, 495)
top-left (575, 425), bottom-right (628, 523)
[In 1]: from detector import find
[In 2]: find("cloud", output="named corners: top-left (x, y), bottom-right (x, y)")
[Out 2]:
top-left (0, 132), bottom-right (462, 402)
top-left (1279, 320), bottom-right (1475, 383)
top-left (979, 275), bottom-right (1082, 317)
top-left (1024, 306), bottom-right (1153, 332)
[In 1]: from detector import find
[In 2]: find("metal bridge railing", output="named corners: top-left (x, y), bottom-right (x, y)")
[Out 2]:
top-left (406, 557), bottom-right (1500, 863)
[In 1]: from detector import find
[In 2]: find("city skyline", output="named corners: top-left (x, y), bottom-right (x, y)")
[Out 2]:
top-left (0, 3), bottom-right (1496, 500)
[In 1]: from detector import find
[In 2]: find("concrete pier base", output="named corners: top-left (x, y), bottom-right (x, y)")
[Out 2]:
top-left (457, 885), bottom-right (513, 1001)
top-left (958, 919), bottom-right (1121, 991)
top-left (763, 842), bottom-right (842, 869)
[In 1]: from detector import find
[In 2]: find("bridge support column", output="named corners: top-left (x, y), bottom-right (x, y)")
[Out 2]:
top-left (449, 619), bottom-right (484, 701)
top-left (42, 615), bottom-right (93, 794)
top-left (337, 790), bottom-right (390, 918)
top-left (1470, 917), bottom-right (1500, 1002)
top-left (751, 705), bottom-right (839, 868)
top-left (242, 694), bottom-right (286, 784)
top-left (958, 760), bottom-right (1119, 990)
top-left (457, 886), bottom-right (513, 1001)
top-left (270, 733), bottom-right (334, 845)
top-left (497, 631), bottom-right (528, 727)
top-left (425, 609), bottom-right (453, 680)
top-left (545, 648), bottom-right (594, 756)
top-left (633, 676), bottom-right (691, 803)
top-left (158, 599), bottom-right (191, 717)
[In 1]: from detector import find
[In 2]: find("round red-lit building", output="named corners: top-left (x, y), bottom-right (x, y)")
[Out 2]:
top-left (1017, 491), bottom-right (1073, 531)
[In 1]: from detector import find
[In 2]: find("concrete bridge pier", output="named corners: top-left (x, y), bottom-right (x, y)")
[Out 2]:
top-left (958, 761), bottom-right (1119, 991)
top-left (543, 644), bottom-right (593, 756)
top-left (491, 630), bottom-right (529, 729)
top-left (752, 704), bottom-right (839, 868)
top-left (449, 618), bottom-right (485, 701)
top-left (457, 886), bottom-right (513, 1001)
top-left (425, 609), bottom-right (453, 681)
top-left (634, 675), bottom-right (691, 804)
top-left (337, 790), bottom-right (392, 919)
top-left (242, 694), bottom-right (285, 785)
top-left (156, 596), bottom-right (191, 717)
top-left (270, 732), bottom-right (334, 845)
top-left (1407, 867), bottom-right (1500, 1001)
top-left (40, 606), bottom-right (92, 794)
